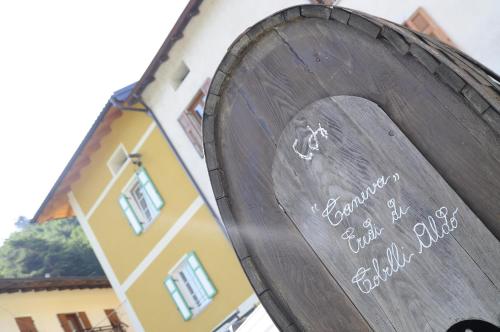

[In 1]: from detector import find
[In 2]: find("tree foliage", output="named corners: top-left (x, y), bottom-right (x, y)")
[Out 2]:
top-left (0, 218), bottom-right (104, 278)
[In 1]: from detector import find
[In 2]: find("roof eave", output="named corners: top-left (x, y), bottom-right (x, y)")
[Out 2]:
top-left (127, 0), bottom-right (203, 103)
top-left (32, 103), bottom-right (112, 223)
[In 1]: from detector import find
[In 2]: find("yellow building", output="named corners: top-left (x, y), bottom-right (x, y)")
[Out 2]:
top-left (33, 84), bottom-right (257, 331)
top-left (0, 277), bottom-right (131, 332)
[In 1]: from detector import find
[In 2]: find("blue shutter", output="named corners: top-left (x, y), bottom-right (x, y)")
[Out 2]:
top-left (187, 252), bottom-right (217, 298)
top-left (119, 195), bottom-right (142, 235)
top-left (165, 276), bottom-right (192, 321)
top-left (136, 167), bottom-right (164, 211)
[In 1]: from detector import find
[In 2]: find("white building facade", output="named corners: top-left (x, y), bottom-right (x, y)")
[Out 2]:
top-left (141, 0), bottom-right (306, 215)
top-left (140, 0), bottom-right (500, 218)
top-left (135, 1), bottom-right (499, 330)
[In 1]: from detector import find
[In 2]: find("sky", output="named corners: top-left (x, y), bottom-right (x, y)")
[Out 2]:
top-left (0, 0), bottom-right (189, 243)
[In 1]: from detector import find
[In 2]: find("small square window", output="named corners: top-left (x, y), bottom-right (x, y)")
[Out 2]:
top-left (165, 252), bottom-right (217, 321)
top-left (107, 144), bottom-right (128, 176)
top-left (171, 61), bottom-right (190, 90)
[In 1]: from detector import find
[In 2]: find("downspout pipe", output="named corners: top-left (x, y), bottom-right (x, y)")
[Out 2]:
top-left (134, 96), bottom-right (221, 224)
top-left (110, 97), bottom-right (148, 113)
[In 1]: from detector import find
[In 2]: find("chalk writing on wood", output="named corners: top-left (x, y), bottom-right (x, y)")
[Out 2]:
top-left (272, 95), bottom-right (500, 330)
top-left (292, 123), bottom-right (328, 160)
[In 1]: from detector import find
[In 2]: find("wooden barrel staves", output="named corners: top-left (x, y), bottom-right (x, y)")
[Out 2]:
top-left (203, 5), bottom-right (500, 332)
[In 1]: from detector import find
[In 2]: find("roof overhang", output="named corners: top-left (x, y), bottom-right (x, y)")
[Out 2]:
top-left (0, 276), bottom-right (110, 294)
top-left (34, 0), bottom-right (203, 223)
top-left (127, 0), bottom-right (203, 104)
top-left (33, 84), bottom-right (143, 223)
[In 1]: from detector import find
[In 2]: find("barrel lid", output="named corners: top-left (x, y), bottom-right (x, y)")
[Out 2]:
top-left (203, 5), bottom-right (500, 331)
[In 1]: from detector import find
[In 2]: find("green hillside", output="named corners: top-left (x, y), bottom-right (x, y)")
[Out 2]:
top-left (0, 218), bottom-right (104, 278)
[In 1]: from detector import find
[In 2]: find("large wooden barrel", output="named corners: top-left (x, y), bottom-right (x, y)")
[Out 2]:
top-left (203, 5), bottom-right (500, 332)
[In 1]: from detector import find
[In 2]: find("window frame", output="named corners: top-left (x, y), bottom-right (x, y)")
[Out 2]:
top-left (164, 252), bottom-right (217, 321)
top-left (107, 144), bottom-right (129, 176)
top-left (15, 316), bottom-right (38, 332)
top-left (104, 309), bottom-right (122, 328)
top-left (309, 0), bottom-right (339, 5)
top-left (126, 179), bottom-right (158, 224)
top-left (56, 312), bottom-right (90, 332)
top-left (404, 7), bottom-right (454, 46)
top-left (177, 79), bottom-right (211, 158)
top-left (119, 166), bottom-right (164, 234)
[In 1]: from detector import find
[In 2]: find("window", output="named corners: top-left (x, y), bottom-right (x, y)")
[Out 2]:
top-left (178, 92), bottom-right (205, 157)
top-left (178, 79), bottom-right (211, 158)
top-left (171, 61), bottom-right (190, 90)
top-left (104, 309), bottom-right (123, 329)
top-left (310, 0), bottom-right (339, 5)
top-left (405, 7), bottom-right (454, 46)
top-left (57, 312), bottom-right (91, 332)
top-left (165, 252), bottom-right (217, 321)
top-left (15, 317), bottom-right (38, 332)
top-left (107, 144), bottom-right (128, 176)
top-left (119, 167), bottom-right (164, 234)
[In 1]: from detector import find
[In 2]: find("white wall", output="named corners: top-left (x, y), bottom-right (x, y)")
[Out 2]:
top-left (143, 0), bottom-right (305, 214)
top-left (144, 0), bottom-right (499, 217)
top-left (0, 288), bottom-right (133, 332)
top-left (235, 304), bottom-right (279, 332)
top-left (140, 1), bottom-right (499, 330)
top-left (338, 0), bottom-right (500, 74)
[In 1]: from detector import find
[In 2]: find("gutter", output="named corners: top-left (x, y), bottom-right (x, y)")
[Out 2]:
top-left (140, 97), bottom-right (219, 222)
top-left (110, 97), bottom-right (147, 113)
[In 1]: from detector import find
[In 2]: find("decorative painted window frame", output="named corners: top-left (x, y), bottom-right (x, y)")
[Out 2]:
top-left (177, 78), bottom-right (211, 158)
top-left (164, 252), bottom-right (217, 321)
top-left (119, 167), bottom-right (164, 235)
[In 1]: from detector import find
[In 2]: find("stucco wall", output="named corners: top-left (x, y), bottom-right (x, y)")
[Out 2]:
top-left (79, 125), bottom-right (198, 283)
top-left (71, 111), bottom-right (153, 215)
top-left (338, 0), bottom-right (500, 74)
top-left (0, 288), bottom-right (132, 332)
top-left (70, 109), bottom-right (255, 331)
top-left (143, 0), bottom-right (306, 214)
top-left (126, 205), bottom-right (255, 331)
top-left (143, 0), bottom-right (499, 220)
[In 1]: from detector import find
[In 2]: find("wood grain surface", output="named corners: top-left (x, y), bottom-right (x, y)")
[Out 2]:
top-left (204, 5), bottom-right (500, 331)
top-left (272, 96), bottom-right (500, 331)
